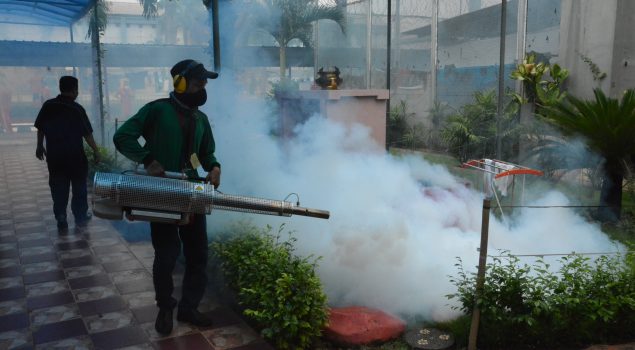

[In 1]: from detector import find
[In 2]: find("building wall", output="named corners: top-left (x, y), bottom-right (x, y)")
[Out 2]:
top-left (610, 0), bottom-right (635, 96)
top-left (559, 0), bottom-right (617, 99)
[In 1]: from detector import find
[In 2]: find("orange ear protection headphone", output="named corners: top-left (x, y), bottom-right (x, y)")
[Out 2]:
top-left (173, 60), bottom-right (201, 94)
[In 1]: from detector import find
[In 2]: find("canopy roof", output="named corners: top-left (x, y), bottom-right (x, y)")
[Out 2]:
top-left (0, 0), bottom-right (93, 26)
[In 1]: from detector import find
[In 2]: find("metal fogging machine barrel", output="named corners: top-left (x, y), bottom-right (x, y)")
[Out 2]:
top-left (92, 172), bottom-right (330, 224)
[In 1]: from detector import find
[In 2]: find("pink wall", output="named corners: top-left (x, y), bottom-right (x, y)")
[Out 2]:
top-left (279, 89), bottom-right (389, 148)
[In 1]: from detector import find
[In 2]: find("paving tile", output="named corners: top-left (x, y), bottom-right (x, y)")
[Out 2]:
top-left (32, 318), bottom-right (87, 345)
top-left (0, 234), bottom-right (16, 243)
top-left (15, 226), bottom-right (46, 235)
top-left (130, 304), bottom-right (158, 324)
top-left (91, 325), bottom-right (149, 350)
top-left (89, 237), bottom-right (122, 247)
top-left (18, 237), bottom-right (51, 249)
top-left (0, 258), bottom-right (19, 268)
top-left (60, 255), bottom-right (98, 268)
top-left (202, 324), bottom-right (263, 350)
top-left (67, 272), bottom-right (112, 290)
top-left (20, 251), bottom-right (58, 264)
top-left (58, 248), bottom-right (92, 261)
top-left (64, 264), bottom-right (105, 278)
top-left (93, 244), bottom-right (129, 256)
top-left (26, 291), bottom-right (75, 311)
top-left (16, 232), bottom-right (48, 242)
top-left (0, 299), bottom-right (26, 316)
top-left (154, 333), bottom-right (214, 350)
top-left (22, 269), bottom-right (66, 285)
top-left (232, 341), bottom-right (276, 350)
top-left (84, 309), bottom-right (135, 333)
top-left (128, 243), bottom-right (154, 259)
top-left (142, 319), bottom-right (196, 341)
top-left (19, 246), bottom-right (55, 258)
top-left (116, 278), bottom-right (154, 295)
top-left (0, 329), bottom-right (32, 349)
top-left (116, 343), bottom-right (155, 350)
top-left (122, 291), bottom-right (156, 309)
top-left (102, 259), bottom-right (144, 273)
top-left (72, 285), bottom-right (118, 303)
top-left (0, 218), bottom-right (12, 226)
top-left (99, 251), bottom-right (136, 264)
top-left (109, 269), bottom-right (150, 284)
top-left (0, 276), bottom-right (22, 289)
top-left (30, 303), bottom-right (81, 326)
top-left (77, 295), bottom-right (128, 317)
top-left (0, 312), bottom-right (29, 332)
top-left (0, 286), bottom-right (25, 302)
top-left (21, 261), bottom-right (60, 274)
top-left (0, 247), bottom-right (18, 259)
top-left (25, 280), bottom-right (68, 298)
top-left (56, 239), bottom-right (89, 251)
top-left (36, 335), bottom-right (93, 349)
top-left (206, 306), bottom-right (244, 328)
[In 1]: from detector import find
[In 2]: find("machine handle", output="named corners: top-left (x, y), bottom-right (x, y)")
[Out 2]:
top-left (134, 165), bottom-right (206, 182)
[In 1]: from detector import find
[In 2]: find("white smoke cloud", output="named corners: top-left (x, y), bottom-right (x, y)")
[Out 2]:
top-left (203, 75), bottom-right (621, 322)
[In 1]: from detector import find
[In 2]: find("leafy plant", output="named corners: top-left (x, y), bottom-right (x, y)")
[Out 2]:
top-left (510, 52), bottom-right (568, 109)
top-left (579, 52), bottom-right (607, 81)
top-left (447, 251), bottom-right (635, 349)
top-left (84, 145), bottom-right (120, 181)
top-left (387, 100), bottom-right (426, 150)
top-left (538, 89), bottom-right (635, 222)
top-left (441, 90), bottom-right (521, 162)
top-left (211, 223), bottom-right (328, 350)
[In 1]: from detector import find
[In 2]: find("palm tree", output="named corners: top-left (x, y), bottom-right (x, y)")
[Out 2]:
top-left (246, 0), bottom-right (345, 81)
top-left (540, 89), bottom-right (635, 222)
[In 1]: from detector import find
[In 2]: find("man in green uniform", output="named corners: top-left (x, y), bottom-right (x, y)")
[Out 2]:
top-left (114, 59), bottom-right (221, 335)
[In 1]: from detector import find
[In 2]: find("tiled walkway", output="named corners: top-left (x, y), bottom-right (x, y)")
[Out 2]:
top-left (0, 134), bottom-right (272, 350)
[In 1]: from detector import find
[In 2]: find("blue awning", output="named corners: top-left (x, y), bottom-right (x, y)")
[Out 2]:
top-left (0, 0), bottom-right (93, 26)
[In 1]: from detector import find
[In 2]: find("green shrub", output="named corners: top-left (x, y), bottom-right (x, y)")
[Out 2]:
top-left (447, 251), bottom-right (635, 349)
top-left (211, 223), bottom-right (328, 349)
top-left (84, 144), bottom-right (122, 181)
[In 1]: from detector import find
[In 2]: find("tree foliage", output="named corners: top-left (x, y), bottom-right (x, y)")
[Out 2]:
top-left (246, 0), bottom-right (345, 80)
top-left (539, 89), bottom-right (635, 221)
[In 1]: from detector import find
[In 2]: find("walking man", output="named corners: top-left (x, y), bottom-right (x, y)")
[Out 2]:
top-left (35, 76), bottom-right (100, 232)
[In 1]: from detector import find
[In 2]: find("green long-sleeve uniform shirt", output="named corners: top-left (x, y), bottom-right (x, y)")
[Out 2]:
top-left (113, 97), bottom-right (220, 179)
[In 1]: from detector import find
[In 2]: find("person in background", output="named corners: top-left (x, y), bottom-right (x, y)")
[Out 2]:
top-left (116, 79), bottom-right (133, 118)
top-left (113, 59), bottom-right (221, 335)
top-left (35, 76), bottom-right (100, 232)
top-left (0, 88), bottom-right (13, 133)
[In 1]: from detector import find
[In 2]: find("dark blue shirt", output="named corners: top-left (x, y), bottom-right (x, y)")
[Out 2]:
top-left (34, 95), bottom-right (93, 164)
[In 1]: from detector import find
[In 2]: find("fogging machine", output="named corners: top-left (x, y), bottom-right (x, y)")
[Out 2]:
top-left (92, 170), bottom-right (330, 224)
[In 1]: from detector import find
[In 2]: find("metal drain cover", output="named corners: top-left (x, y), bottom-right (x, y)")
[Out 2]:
top-left (404, 327), bottom-right (455, 349)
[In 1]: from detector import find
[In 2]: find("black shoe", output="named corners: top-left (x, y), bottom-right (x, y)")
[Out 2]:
top-left (57, 220), bottom-right (68, 232)
top-left (76, 213), bottom-right (92, 227)
top-left (176, 309), bottom-right (213, 327)
top-left (155, 308), bottom-right (173, 335)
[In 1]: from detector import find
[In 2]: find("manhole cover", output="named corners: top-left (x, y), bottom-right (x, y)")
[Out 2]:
top-left (404, 327), bottom-right (455, 349)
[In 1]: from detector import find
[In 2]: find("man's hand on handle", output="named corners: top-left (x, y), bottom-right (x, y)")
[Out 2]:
top-left (145, 160), bottom-right (166, 177)
top-left (206, 166), bottom-right (221, 189)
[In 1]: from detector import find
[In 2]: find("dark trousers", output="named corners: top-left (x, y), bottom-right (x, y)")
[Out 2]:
top-left (47, 161), bottom-right (88, 222)
top-left (150, 214), bottom-right (208, 311)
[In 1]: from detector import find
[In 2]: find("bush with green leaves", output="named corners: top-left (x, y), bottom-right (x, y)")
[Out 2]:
top-left (447, 250), bottom-right (635, 349)
top-left (211, 223), bottom-right (328, 350)
top-left (84, 144), bottom-right (122, 181)
top-left (441, 89), bottom-right (521, 162)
